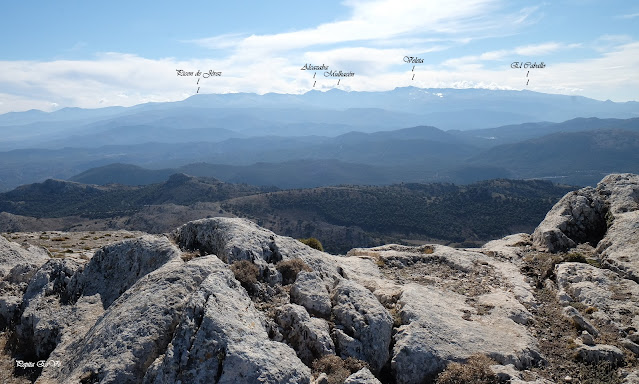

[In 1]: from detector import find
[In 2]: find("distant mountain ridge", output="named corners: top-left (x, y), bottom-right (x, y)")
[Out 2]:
top-left (0, 88), bottom-right (637, 190)
top-left (61, 119), bottom-right (639, 189)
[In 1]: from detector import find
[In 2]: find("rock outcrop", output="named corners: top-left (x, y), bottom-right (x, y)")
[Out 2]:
top-left (1, 173), bottom-right (638, 383)
top-left (0, 235), bottom-right (49, 328)
top-left (533, 173), bottom-right (639, 281)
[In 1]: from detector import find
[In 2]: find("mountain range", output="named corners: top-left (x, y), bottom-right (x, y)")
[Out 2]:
top-left (0, 87), bottom-right (638, 191)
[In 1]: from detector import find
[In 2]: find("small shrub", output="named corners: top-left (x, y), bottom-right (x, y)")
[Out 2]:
top-left (276, 259), bottom-right (312, 285)
top-left (421, 246), bottom-right (434, 254)
top-left (436, 354), bottom-right (499, 384)
top-left (585, 306), bottom-right (599, 314)
top-left (312, 355), bottom-right (368, 384)
top-left (564, 252), bottom-right (587, 264)
top-left (298, 237), bottom-right (324, 252)
top-left (231, 260), bottom-right (259, 289)
top-left (181, 251), bottom-right (199, 262)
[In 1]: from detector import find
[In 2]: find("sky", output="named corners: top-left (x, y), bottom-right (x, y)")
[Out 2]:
top-left (1, 0), bottom-right (638, 114)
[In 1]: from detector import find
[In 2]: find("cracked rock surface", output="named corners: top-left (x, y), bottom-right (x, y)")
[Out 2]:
top-left (1, 173), bottom-right (638, 383)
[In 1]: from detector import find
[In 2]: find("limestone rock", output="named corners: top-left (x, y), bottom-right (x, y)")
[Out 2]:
top-left (392, 284), bottom-right (541, 384)
top-left (562, 306), bottom-right (599, 337)
top-left (331, 279), bottom-right (392, 374)
top-left (0, 235), bottom-right (49, 277)
top-left (532, 174), bottom-right (639, 281)
top-left (595, 174), bottom-right (639, 282)
top-left (276, 304), bottom-right (334, 365)
top-left (556, 262), bottom-right (639, 334)
top-left (575, 342), bottom-right (624, 366)
top-left (290, 271), bottom-right (331, 318)
top-left (0, 235), bottom-right (49, 328)
top-left (67, 235), bottom-right (182, 308)
top-left (532, 188), bottom-right (607, 253)
top-left (143, 257), bottom-right (310, 384)
top-left (173, 218), bottom-right (340, 279)
top-left (16, 258), bottom-right (87, 359)
top-left (344, 367), bottom-right (382, 384)
top-left (37, 254), bottom-right (310, 383)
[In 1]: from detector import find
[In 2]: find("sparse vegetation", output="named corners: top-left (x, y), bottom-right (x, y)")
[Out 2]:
top-left (298, 237), bottom-right (324, 251)
top-left (276, 259), bottom-right (312, 284)
top-left (312, 355), bottom-right (368, 384)
top-left (436, 354), bottom-right (499, 384)
top-left (230, 260), bottom-right (259, 289)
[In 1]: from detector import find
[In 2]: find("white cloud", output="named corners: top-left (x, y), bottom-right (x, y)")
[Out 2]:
top-left (617, 12), bottom-right (639, 19)
top-left (0, 1), bottom-right (637, 113)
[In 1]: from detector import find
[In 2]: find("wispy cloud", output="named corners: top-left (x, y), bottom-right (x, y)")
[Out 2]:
top-left (186, 0), bottom-right (536, 57)
top-left (0, 1), bottom-right (637, 113)
top-left (441, 42), bottom-right (579, 68)
top-left (617, 12), bottom-right (639, 19)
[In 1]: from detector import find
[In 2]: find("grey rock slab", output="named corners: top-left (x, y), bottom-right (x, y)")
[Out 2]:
top-left (143, 258), bottom-right (310, 384)
top-left (0, 235), bottom-right (49, 327)
top-left (575, 342), bottom-right (624, 366)
top-left (290, 271), bottom-right (332, 318)
top-left (392, 284), bottom-right (541, 384)
top-left (276, 303), bottom-right (334, 365)
top-left (344, 367), bottom-right (382, 384)
top-left (38, 257), bottom-right (208, 383)
top-left (556, 262), bottom-right (639, 333)
top-left (330, 278), bottom-right (392, 374)
top-left (173, 217), bottom-right (341, 279)
top-left (532, 187), bottom-right (606, 253)
top-left (67, 235), bottom-right (182, 309)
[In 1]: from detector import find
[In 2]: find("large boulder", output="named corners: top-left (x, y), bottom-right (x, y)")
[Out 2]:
top-left (532, 187), bottom-right (607, 253)
top-left (67, 235), bottom-right (182, 308)
top-left (0, 235), bottom-right (49, 328)
top-left (556, 262), bottom-right (639, 334)
top-left (37, 254), bottom-right (310, 383)
top-left (532, 174), bottom-right (639, 283)
top-left (142, 257), bottom-right (310, 384)
top-left (595, 174), bottom-right (639, 282)
top-left (275, 304), bottom-right (335, 365)
top-left (291, 271), bottom-right (332, 318)
top-left (173, 218), bottom-right (341, 278)
top-left (330, 279), bottom-right (393, 374)
top-left (391, 284), bottom-right (540, 384)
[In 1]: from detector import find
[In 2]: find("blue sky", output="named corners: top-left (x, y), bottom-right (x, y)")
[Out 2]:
top-left (1, 0), bottom-right (638, 113)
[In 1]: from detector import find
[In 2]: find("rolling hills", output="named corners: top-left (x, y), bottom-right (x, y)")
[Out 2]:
top-left (0, 175), bottom-right (574, 253)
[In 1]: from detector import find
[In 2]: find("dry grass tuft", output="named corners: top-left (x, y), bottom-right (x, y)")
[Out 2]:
top-left (436, 354), bottom-right (499, 384)
top-left (312, 355), bottom-right (368, 384)
top-left (276, 258), bottom-right (312, 285)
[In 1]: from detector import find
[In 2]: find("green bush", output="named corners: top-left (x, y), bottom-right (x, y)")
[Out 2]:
top-left (298, 237), bottom-right (324, 252)
top-left (564, 252), bottom-right (588, 263)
